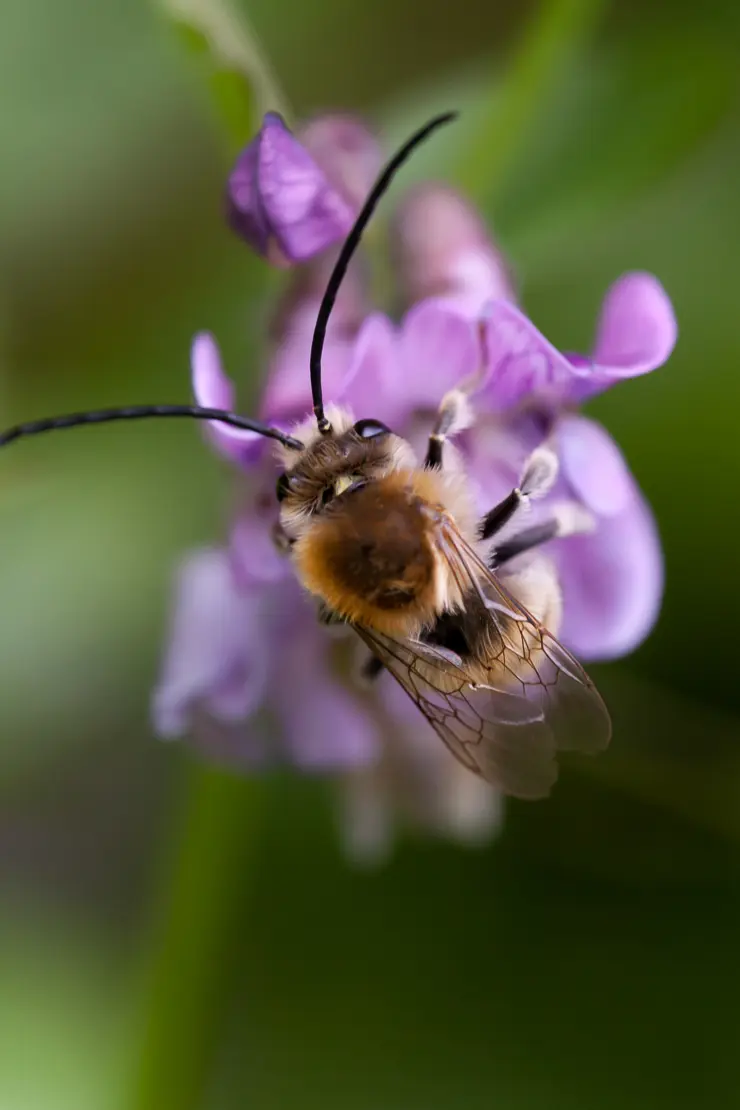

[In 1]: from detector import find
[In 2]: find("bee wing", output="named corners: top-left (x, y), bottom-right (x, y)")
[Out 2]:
top-left (440, 519), bottom-right (612, 752)
top-left (354, 521), bottom-right (611, 800)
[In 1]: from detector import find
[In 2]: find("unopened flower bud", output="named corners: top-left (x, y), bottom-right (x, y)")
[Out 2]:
top-left (226, 112), bottom-right (355, 264)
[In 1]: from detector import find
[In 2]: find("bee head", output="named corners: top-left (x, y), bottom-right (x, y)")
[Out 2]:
top-left (274, 410), bottom-right (416, 539)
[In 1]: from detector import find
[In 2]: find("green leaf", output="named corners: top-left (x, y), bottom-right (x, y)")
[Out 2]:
top-left (455, 0), bottom-right (608, 204)
top-left (0, 911), bottom-right (126, 1110)
top-left (208, 67), bottom-right (258, 147)
top-left (491, 21), bottom-right (738, 249)
top-left (128, 764), bottom-right (264, 1110)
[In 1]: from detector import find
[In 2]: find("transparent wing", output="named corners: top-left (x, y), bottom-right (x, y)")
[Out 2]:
top-left (354, 520), bottom-right (611, 800)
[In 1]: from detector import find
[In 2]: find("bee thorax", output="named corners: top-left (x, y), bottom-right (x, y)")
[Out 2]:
top-left (292, 472), bottom-right (452, 636)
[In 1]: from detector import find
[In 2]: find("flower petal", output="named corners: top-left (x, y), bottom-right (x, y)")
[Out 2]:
top-left (433, 763), bottom-right (505, 845)
top-left (229, 510), bottom-right (290, 589)
top-left (391, 184), bottom-right (516, 314)
top-left (258, 113), bottom-right (355, 263)
top-left (276, 627), bottom-right (379, 769)
top-left (340, 312), bottom-right (401, 423)
top-left (152, 548), bottom-right (271, 737)
top-left (594, 271), bottom-right (677, 374)
top-left (191, 332), bottom-right (265, 465)
top-left (398, 299), bottom-right (480, 411)
top-left (466, 411), bottom-right (548, 515)
top-left (270, 247), bottom-right (368, 349)
top-left (299, 114), bottom-right (382, 209)
top-left (479, 300), bottom-right (579, 411)
top-left (555, 458), bottom-right (663, 661)
top-left (224, 135), bottom-right (265, 253)
top-left (380, 677), bottom-right (505, 843)
top-left (182, 711), bottom-right (268, 768)
top-left (569, 272), bottom-right (677, 402)
top-left (335, 768), bottom-right (394, 866)
top-left (191, 331), bottom-right (234, 410)
top-left (261, 305), bottom-right (355, 423)
top-left (558, 415), bottom-right (633, 517)
top-left (468, 412), bottom-right (662, 659)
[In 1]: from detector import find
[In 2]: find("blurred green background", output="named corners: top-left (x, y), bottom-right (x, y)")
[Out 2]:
top-left (2, 1), bottom-right (740, 1108)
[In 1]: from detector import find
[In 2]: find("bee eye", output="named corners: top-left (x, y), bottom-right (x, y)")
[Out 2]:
top-left (276, 473), bottom-right (292, 502)
top-left (354, 418), bottom-right (390, 439)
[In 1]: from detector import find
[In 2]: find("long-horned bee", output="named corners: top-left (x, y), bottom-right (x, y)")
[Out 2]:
top-left (0, 112), bottom-right (611, 798)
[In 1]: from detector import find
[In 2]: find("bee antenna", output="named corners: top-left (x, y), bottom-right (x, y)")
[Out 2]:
top-left (0, 405), bottom-right (305, 451)
top-left (309, 110), bottom-right (459, 435)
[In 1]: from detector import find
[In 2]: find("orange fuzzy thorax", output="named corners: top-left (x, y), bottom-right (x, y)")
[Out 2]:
top-left (293, 467), bottom-right (463, 637)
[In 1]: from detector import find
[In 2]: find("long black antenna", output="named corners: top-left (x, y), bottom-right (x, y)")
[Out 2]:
top-left (0, 405), bottom-right (304, 451)
top-left (309, 110), bottom-right (458, 434)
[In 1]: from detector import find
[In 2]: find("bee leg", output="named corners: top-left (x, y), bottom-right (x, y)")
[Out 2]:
top-left (271, 520), bottom-right (295, 554)
top-left (490, 521), bottom-right (559, 567)
top-left (318, 602), bottom-right (344, 626)
top-left (490, 503), bottom-right (595, 567)
top-left (478, 489), bottom-right (522, 540)
top-left (361, 654), bottom-right (385, 682)
top-left (478, 446), bottom-right (559, 540)
top-left (425, 434), bottom-right (444, 469)
top-left (424, 389), bottom-right (474, 469)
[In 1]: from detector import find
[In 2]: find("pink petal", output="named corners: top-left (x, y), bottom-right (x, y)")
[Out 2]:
top-left (191, 331), bottom-right (234, 410)
top-left (152, 548), bottom-right (271, 737)
top-left (398, 299), bottom-right (481, 410)
top-left (555, 478), bottom-right (663, 662)
top-left (276, 626), bottom-right (379, 769)
top-left (335, 769), bottom-right (394, 865)
top-left (569, 273), bottom-right (677, 402)
top-left (183, 713), bottom-right (268, 768)
top-left (594, 272), bottom-right (677, 374)
top-left (191, 332), bottom-right (265, 466)
top-left (259, 113), bottom-right (355, 262)
top-left (261, 302), bottom-right (354, 423)
top-left (340, 312), bottom-right (400, 422)
top-left (229, 511), bottom-right (291, 589)
top-left (479, 300), bottom-right (578, 411)
top-left (299, 114), bottom-right (382, 210)
top-left (391, 184), bottom-right (516, 313)
top-left (227, 113), bottom-right (354, 263)
top-left (558, 415), bottom-right (633, 517)
top-left (225, 138), bottom-right (266, 253)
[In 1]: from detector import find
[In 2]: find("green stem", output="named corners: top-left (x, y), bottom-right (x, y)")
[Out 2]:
top-left (129, 7), bottom-right (285, 1106)
top-left (457, 0), bottom-right (608, 203)
top-left (160, 0), bottom-right (292, 150)
top-left (129, 762), bottom-right (262, 1110)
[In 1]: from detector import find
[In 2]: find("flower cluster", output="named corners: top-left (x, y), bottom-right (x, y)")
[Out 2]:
top-left (153, 113), bottom-right (676, 861)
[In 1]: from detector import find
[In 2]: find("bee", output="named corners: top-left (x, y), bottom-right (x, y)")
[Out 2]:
top-left (0, 111), bottom-right (610, 798)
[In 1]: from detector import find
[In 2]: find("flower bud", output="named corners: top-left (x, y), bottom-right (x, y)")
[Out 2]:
top-left (299, 114), bottom-right (382, 210)
top-left (226, 112), bottom-right (355, 264)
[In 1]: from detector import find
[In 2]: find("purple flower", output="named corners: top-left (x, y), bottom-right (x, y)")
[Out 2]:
top-left (391, 183), bottom-right (517, 313)
top-left (466, 271), bottom-right (676, 659)
top-left (154, 113), bottom-right (676, 859)
top-left (299, 114), bottom-right (383, 211)
top-left (226, 112), bottom-right (355, 264)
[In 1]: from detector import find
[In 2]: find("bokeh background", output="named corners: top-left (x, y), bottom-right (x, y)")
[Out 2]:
top-left (2, 1), bottom-right (740, 1107)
